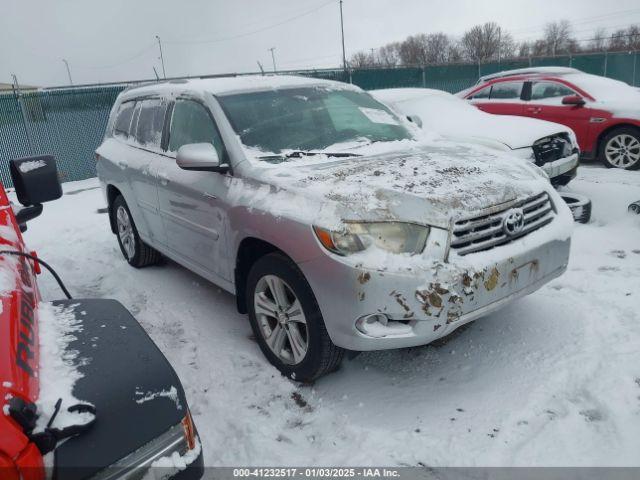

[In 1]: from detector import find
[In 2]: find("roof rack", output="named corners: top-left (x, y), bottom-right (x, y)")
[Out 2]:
top-left (477, 66), bottom-right (582, 84)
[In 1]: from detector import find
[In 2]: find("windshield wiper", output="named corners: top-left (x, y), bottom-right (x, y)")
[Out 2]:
top-left (259, 150), bottom-right (362, 160)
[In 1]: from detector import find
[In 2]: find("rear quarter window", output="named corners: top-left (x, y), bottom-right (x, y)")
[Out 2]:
top-left (113, 101), bottom-right (136, 138)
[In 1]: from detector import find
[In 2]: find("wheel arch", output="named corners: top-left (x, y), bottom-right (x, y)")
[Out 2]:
top-left (106, 184), bottom-right (122, 234)
top-left (234, 237), bottom-right (294, 314)
top-left (596, 122), bottom-right (640, 157)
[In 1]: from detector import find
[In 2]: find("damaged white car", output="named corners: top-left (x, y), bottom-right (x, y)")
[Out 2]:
top-left (96, 75), bottom-right (573, 381)
top-left (371, 87), bottom-right (580, 186)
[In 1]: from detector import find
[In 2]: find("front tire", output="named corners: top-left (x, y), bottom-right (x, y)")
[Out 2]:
top-left (599, 127), bottom-right (640, 170)
top-left (112, 195), bottom-right (161, 268)
top-left (246, 253), bottom-right (344, 382)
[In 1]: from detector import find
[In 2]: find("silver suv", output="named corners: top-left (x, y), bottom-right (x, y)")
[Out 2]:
top-left (97, 75), bottom-right (573, 381)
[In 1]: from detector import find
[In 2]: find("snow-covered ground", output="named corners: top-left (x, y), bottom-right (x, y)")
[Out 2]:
top-left (21, 166), bottom-right (640, 466)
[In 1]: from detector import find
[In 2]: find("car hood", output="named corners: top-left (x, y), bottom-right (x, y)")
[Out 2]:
top-left (451, 114), bottom-right (571, 150)
top-left (370, 90), bottom-right (572, 150)
top-left (234, 141), bottom-right (550, 230)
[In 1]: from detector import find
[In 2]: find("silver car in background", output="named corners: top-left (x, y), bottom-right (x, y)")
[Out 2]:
top-left (96, 75), bottom-right (573, 381)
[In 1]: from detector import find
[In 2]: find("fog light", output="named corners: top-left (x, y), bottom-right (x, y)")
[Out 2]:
top-left (355, 314), bottom-right (413, 338)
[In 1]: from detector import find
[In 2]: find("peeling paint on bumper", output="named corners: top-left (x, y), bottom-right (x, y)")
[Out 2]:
top-left (298, 237), bottom-right (571, 351)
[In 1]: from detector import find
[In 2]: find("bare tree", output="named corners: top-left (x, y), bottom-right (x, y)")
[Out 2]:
top-left (608, 25), bottom-right (640, 51)
top-left (518, 41), bottom-right (531, 58)
top-left (378, 43), bottom-right (400, 67)
top-left (461, 22), bottom-right (513, 62)
top-left (349, 51), bottom-right (376, 68)
top-left (543, 20), bottom-right (575, 55)
top-left (397, 34), bottom-right (427, 65)
top-left (587, 27), bottom-right (608, 52)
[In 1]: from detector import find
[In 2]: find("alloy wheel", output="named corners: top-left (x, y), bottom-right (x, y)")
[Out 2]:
top-left (605, 134), bottom-right (640, 168)
top-left (116, 206), bottom-right (136, 260)
top-left (254, 275), bottom-right (308, 365)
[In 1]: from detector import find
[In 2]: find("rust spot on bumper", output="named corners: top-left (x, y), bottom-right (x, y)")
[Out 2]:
top-left (484, 267), bottom-right (500, 291)
top-left (358, 272), bottom-right (371, 284)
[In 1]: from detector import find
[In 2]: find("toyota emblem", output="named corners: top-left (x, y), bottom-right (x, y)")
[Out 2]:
top-left (503, 208), bottom-right (525, 236)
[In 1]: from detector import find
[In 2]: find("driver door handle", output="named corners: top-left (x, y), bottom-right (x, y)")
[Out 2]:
top-left (526, 106), bottom-right (542, 114)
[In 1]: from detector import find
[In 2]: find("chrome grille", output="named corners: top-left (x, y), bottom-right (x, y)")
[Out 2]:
top-left (450, 192), bottom-right (555, 256)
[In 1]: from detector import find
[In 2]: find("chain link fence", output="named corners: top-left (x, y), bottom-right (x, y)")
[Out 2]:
top-left (1, 51), bottom-right (639, 187)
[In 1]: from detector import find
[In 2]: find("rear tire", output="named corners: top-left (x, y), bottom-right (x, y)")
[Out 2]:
top-left (112, 195), bottom-right (161, 268)
top-left (246, 253), bottom-right (344, 382)
top-left (599, 127), bottom-right (640, 170)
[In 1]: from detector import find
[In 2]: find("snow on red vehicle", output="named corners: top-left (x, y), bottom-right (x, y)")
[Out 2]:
top-left (0, 161), bottom-right (48, 480)
top-left (1, 156), bottom-right (203, 480)
top-left (459, 67), bottom-right (640, 170)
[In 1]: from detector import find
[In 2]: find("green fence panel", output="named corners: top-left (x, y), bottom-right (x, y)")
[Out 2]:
top-left (571, 54), bottom-right (605, 76)
top-left (604, 52), bottom-right (636, 84)
top-left (532, 55), bottom-right (571, 67)
top-left (351, 67), bottom-right (424, 90)
top-left (422, 64), bottom-right (479, 93)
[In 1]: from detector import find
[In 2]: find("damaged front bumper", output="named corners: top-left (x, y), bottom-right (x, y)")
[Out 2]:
top-left (543, 152), bottom-right (579, 183)
top-left (299, 237), bottom-right (571, 351)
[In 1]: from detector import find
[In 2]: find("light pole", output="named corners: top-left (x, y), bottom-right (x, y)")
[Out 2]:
top-left (156, 35), bottom-right (166, 79)
top-left (268, 47), bottom-right (277, 73)
top-left (340, 0), bottom-right (347, 71)
top-left (62, 59), bottom-right (73, 85)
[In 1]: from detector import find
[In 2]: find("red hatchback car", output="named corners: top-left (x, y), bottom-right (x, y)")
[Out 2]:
top-left (459, 67), bottom-right (640, 170)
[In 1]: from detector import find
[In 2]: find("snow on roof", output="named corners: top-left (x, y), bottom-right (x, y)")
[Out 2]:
top-left (478, 67), bottom-right (581, 83)
top-left (122, 74), bottom-right (352, 99)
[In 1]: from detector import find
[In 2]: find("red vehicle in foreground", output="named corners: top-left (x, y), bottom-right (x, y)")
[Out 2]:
top-left (459, 67), bottom-right (640, 170)
top-left (1, 156), bottom-right (203, 480)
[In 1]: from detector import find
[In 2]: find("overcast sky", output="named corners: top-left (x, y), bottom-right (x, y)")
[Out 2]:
top-left (2, 0), bottom-right (640, 87)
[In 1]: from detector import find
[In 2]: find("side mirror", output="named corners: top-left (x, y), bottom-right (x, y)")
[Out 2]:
top-left (176, 143), bottom-right (228, 172)
top-left (10, 155), bottom-right (62, 207)
top-left (407, 114), bottom-right (423, 128)
top-left (561, 95), bottom-right (585, 106)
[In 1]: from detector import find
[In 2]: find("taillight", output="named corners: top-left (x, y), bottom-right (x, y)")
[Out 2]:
top-left (181, 411), bottom-right (196, 450)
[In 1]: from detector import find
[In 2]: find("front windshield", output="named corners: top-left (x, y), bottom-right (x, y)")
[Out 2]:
top-left (217, 86), bottom-right (413, 156)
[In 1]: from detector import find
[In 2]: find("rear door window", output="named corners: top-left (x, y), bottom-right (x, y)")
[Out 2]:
top-left (489, 82), bottom-right (524, 100)
top-left (113, 101), bottom-right (136, 138)
top-left (135, 99), bottom-right (168, 149)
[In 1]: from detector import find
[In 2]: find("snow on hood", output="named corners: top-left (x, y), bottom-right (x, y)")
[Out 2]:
top-left (371, 88), bottom-right (571, 150)
top-left (232, 140), bottom-right (550, 230)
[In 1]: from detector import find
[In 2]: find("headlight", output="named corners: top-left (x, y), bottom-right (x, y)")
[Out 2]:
top-left (313, 222), bottom-right (429, 255)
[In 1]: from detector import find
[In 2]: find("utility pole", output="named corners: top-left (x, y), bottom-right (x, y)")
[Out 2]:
top-left (339, 0), bottom-right (347, 71)
top-left (153, 66), bottom-right (160, 80)
top-left (268, 47), bottom-right (277, 72)
top-left (370, 48), bottom-right (375, 65)
top-left (12, 73), bottom-right (34, 153)
top-left (62, 59), bottom-right (73, 85)
top-left (257, 61), bottom-right (265, 75)
top-left (156, 35), bottom-right (166, 79)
